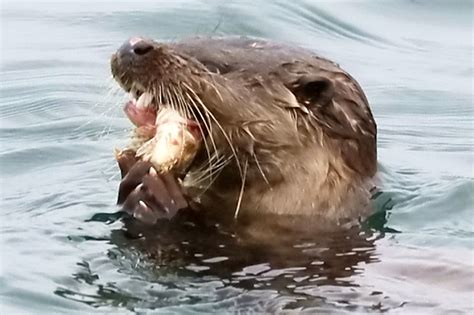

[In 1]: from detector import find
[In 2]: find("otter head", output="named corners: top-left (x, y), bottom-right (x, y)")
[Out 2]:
top-left (111, 37), bottom-right (377, 221)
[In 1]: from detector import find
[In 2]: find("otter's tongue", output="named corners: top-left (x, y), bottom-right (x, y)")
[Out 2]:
top-left (124, 94), bottom-right (156, 127)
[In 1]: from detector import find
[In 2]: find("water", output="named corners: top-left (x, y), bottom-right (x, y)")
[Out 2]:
top-left (1, 0), bottom-right (473, 313)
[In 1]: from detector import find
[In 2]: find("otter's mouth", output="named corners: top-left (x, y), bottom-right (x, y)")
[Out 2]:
top-left (118, 83), bottom-right (203, 174)
top-left (123, 88), bottom-right (201, 137)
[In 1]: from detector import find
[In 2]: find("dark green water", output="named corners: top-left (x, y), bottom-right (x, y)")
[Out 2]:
top-left (1, 0), bottom-right (473, 313)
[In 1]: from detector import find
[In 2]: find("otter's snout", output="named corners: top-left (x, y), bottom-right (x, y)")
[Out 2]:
top-left (111, 37), bottom-right (158, 89)
top-left (117, 37), bottom-right (155, 59)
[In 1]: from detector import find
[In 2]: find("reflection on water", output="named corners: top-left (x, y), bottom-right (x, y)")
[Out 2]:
top-left (1, 0), bottom-right (473, 314)
top-left (53, 205), bottom-right (473, 313)
top-left (56, 209), bottom-right (384, 313)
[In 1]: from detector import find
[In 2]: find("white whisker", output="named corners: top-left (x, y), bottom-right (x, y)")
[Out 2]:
top-left (234, 157), bottom-right (248, 219)
top-left (182, 82), bottom-right (243, 181)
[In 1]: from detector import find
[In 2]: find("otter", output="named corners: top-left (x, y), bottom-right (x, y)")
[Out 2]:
top-left (111, 37), bottom-right (377, 230)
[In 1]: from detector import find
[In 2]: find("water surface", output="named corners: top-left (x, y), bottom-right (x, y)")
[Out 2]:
top-left (1, 0), bottom-right (473, 313)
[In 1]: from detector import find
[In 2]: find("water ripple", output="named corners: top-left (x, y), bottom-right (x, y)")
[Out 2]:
top-left (1, 0), bottom-right (473, 314)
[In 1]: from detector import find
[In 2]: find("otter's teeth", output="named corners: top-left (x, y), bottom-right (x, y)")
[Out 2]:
top-left (136, 92), bottom-right (153, 109)
top-left (130, 88), bottom-right (138, 99)
top-left (129, 93), bottom-right (137, 104)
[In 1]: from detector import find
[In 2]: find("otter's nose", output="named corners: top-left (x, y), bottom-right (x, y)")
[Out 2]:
top-left (118, 37), bottom-right (154, 58)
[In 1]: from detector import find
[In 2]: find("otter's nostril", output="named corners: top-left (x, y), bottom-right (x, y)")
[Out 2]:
top-left (133, 41), bottom-right (154, 56)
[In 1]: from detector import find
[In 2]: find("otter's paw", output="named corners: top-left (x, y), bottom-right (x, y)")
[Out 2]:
top-left (117, 161), bottom-right (188, 224)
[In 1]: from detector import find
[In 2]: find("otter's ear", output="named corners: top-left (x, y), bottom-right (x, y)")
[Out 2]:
top-left (292, 75), bottom-right (335, 108)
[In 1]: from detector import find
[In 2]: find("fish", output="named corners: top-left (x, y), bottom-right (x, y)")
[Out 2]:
top-left (135, 107), bottom-right (201, 174)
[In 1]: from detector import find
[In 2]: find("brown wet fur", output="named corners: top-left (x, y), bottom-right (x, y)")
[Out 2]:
top-left (111, 37), bottom-right (377, 231)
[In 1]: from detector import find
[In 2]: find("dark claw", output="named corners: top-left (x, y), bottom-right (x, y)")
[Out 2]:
top-left (116, 151), bottom-right (188, 224)
top-left (117, 160), bottom-right (153, 205)
top-left (133, 200), bottom-right (161, 225)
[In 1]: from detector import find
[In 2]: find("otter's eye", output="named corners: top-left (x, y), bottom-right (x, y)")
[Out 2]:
top-left (133, 42), bottom-right (154, 56)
